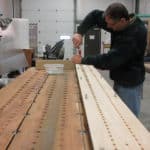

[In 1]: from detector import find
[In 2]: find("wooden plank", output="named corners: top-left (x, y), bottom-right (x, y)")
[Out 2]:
top-left (88, 65), bottom-right (150, 148)
top-left (0, 68), bottom-right (36, 107)
top-left (76, 64), bottom-right (150, 150)
top-left (8, 71), bottom-right (91, 150)
top-left (8, 76), bottom-right (56, 150)
top-left (36, 59), bottom-right (75, 70)
top-left (76, 65), bottom-right (114, 150)
top-left (52, 71), bottom-right (91, 150)
top-left (84, 65), bottom-right (149, 149)
top-left (0, 68), bottom-right (47, 149)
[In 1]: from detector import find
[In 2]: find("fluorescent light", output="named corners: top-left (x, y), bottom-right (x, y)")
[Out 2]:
top-left (60, 35), bottom-right (70, 40)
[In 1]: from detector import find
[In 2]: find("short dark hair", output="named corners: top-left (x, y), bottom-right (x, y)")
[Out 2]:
top-left (104, 3), bottom-right (129, 21)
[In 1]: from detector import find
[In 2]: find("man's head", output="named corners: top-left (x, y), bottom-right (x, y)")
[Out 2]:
top-left (104, 3), bottom-right (129, 31)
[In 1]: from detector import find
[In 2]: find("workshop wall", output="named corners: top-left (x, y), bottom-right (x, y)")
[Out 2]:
top-left (77, 0), bottom-right (135, 20)
top-left (0, 0), bottom-right (20, 18)
top-left (139, 0), bottom-right (150, 14)
top-left (0, 0), bottom-right (12, 17)
top-left (22, 0), bottom-right (74, 59)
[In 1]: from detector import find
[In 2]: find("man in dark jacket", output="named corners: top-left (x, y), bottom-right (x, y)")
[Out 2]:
top-left (71, 3), bottom-right (147, 117)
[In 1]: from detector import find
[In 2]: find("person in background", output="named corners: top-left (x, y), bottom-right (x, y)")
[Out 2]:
top-left (71, 2), bottom-right (147, 117)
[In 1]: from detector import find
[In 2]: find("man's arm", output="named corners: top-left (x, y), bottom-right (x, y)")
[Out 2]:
top-left (77, 10), bottom-right (106, 35)
top-left (72, 10), bottom-right (107, 48)
top-left (81, 36), bottom-right (138, 70)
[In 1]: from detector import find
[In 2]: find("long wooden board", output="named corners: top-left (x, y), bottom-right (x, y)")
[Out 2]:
top-left (0, 68), bottom-right (91, 150)
top-left (76, 64), bottom-right (150, 150)
top-left (0, 68), bottom-right (48, 149)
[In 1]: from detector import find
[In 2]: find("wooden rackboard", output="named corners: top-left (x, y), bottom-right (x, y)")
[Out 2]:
top-left (0, 68), bottom-right (91, 150)
top-left (76, 64), bottom-right (150, 150)
top-left (0, 68), bottom-right (48, 149)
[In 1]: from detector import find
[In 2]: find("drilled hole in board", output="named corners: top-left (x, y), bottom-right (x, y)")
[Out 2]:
top-left (32, 141), bottom-right (36, 145)
top-left (36, 131), bottom-right (41, 133)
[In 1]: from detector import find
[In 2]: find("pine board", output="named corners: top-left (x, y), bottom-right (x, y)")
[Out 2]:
top-left (76, 64), bottom-right (150, 150)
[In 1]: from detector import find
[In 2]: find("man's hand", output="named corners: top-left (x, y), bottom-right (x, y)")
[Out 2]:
top-left (71, 54), bottom-right (82, 64)
top-left (72, 33), bottom-right (83, 48)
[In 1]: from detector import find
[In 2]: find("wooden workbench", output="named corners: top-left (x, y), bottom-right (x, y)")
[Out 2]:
top-left (0, 60), bottom-right (150, 150)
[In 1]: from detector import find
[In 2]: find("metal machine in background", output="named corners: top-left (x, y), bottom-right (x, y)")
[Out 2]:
top-left (43, 40), bottom-right (64, 60)
top-left (84, 26), bottom-right (101, 56)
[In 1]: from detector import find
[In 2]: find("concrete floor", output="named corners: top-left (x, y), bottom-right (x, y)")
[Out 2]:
top-left (99, 70), bottom-right (150, 131)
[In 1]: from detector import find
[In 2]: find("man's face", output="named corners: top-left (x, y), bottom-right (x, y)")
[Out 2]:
top-left (105, 15), bottom-right (126, 31)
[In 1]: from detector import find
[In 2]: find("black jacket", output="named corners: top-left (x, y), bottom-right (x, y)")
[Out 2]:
top-left (77, 10), bottom-right (147, 87)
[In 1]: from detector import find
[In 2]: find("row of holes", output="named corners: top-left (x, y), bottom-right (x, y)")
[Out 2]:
top-left (0, 71), bottom-right (47, 148)
top-left (88, 67), bottom-right (144, 149)
top-left (31, 76), bottom-right (57, 150)
top-left (81, 66), bottom-right (118, 150)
